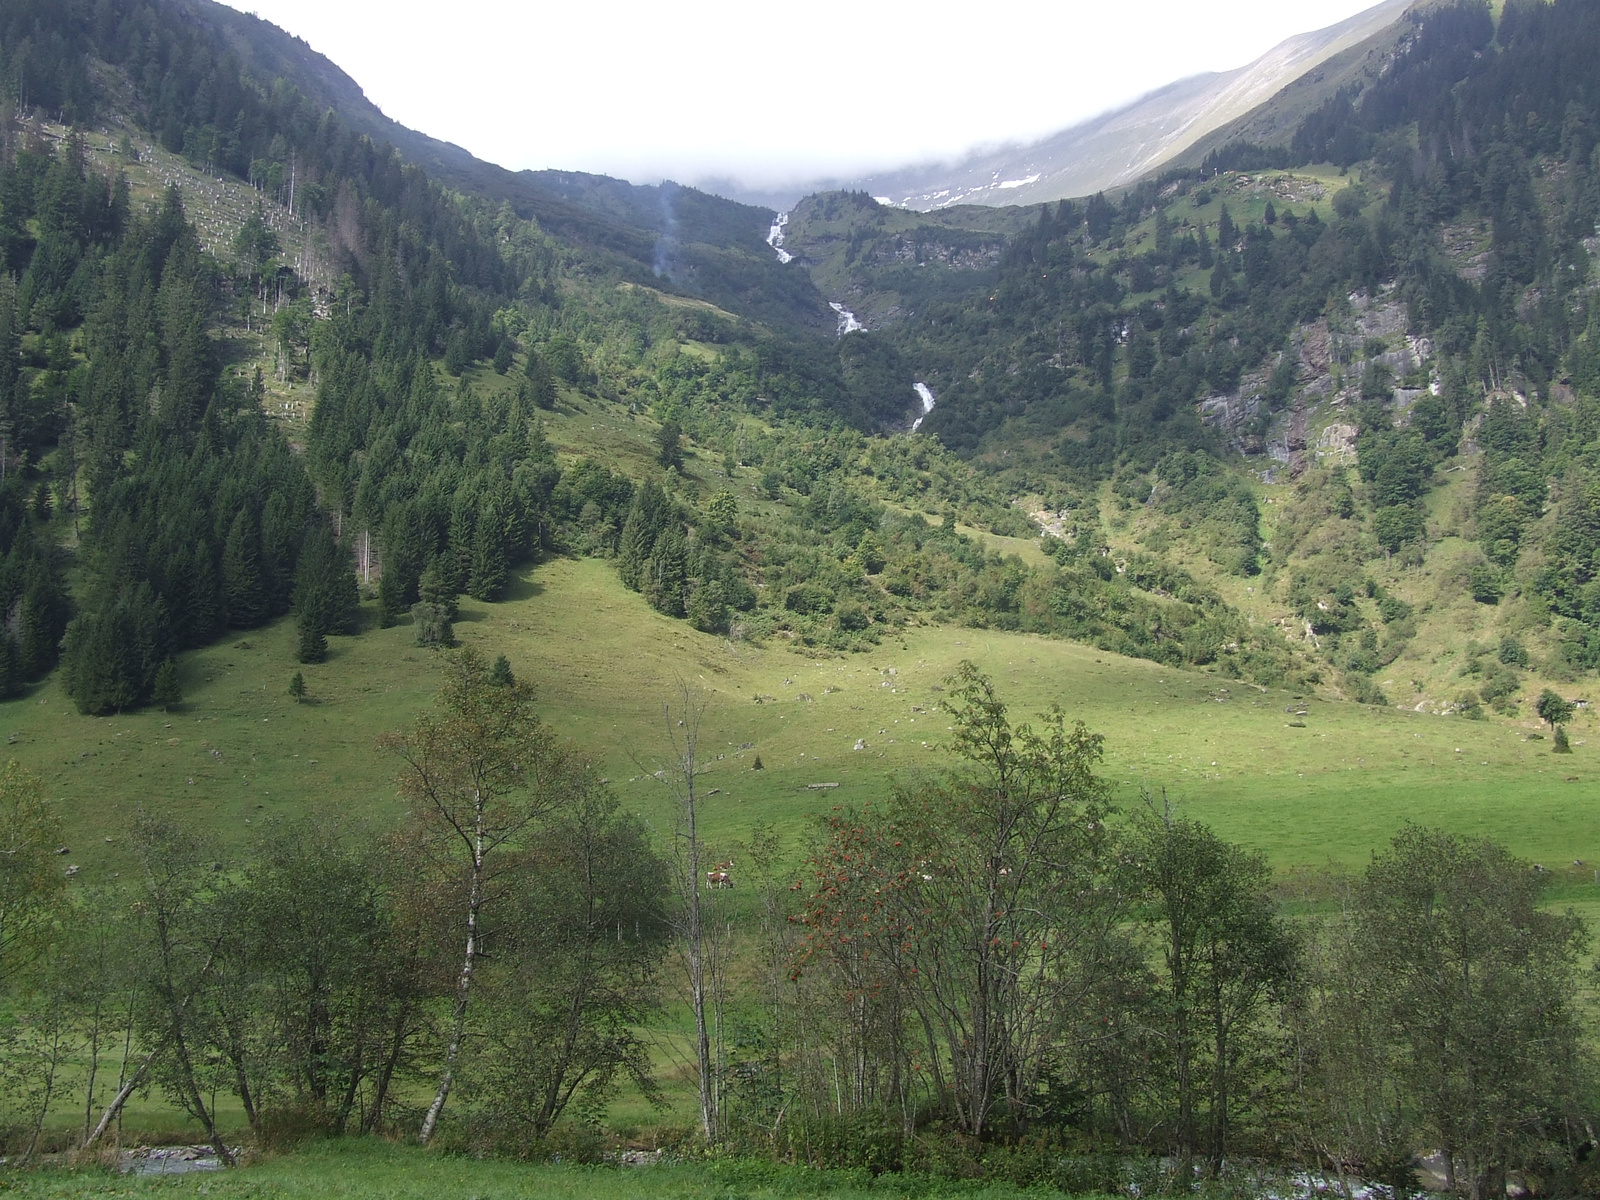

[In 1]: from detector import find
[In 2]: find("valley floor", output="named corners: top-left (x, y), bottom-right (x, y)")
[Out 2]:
top-left (15, 553), bottom-right (1598, 887)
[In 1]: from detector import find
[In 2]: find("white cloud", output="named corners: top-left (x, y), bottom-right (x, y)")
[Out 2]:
top-left (229, 0), bottom-right (1387, 188)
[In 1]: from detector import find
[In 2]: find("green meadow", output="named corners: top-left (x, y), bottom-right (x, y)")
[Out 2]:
top-left (13, 552), bottom-right (1597, 885)
top-left (5, 1140), bottom-right (1093, 1200)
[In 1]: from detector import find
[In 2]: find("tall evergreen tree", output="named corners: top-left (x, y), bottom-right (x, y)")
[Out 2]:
top-left (645, 521), bottom-right (688, 618)
top-left (223, 508), bottom-right (267, 629)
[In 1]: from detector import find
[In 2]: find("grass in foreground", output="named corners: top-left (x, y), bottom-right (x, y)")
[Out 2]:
top-left (4, 1139), bottom-right (1096, 1200)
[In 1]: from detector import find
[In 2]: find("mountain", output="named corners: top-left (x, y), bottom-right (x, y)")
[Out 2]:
top-left (726, 0), bottom-right (1413, 211)
top-left (10, 0), bottom-right (1600, 722)
top-left (162, 0), bottom-right (834, 334)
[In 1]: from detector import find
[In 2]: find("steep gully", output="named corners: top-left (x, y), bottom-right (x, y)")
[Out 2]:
top-left (767, 212), bottom-right (935, 430)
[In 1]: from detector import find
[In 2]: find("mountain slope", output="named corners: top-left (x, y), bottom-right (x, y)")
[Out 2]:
top-left (170, 0), bottom-right (831, 333)
top-left (794, 0), bottom-right (1412, 211)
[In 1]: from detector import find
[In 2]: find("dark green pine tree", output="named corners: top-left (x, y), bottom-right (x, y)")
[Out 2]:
top-left (185, 542), bottom-right (225, 646)
top-left (297, 623), bottom-right (328, 664)
top-left (617, 479), bottom-right (668, 592)
top-left (377, 567), bottom-right (408, 629)
top-left (418, 560), bottom-right (460, 620)
top-left (0, 633), bottom-right (20, 699)
top-left (377, 505), bottom-right (427, 627)
top-left (62, 584), bottom-right (168, 715)
top-left (223, 508), bottom-right (267, 629)
top-left (490, 654), bottom-right (514, 687)
top-left (447, 491), bottom-right (478, 596)
top-left (293, 525), bottom-right (360, 640)
top-left (1217, 204), bottom-right (1237, 250)
top-left (151, 659), bottom-right (181, 710)
top-left (645, 521), bottom-right (688, 618)
top-left (467, 494), bottom-right (510, 601)
top-left (1198, 225), bottom-right (1214, 269)
top-left (11, 591), bottom-right (49, 680)
top-left (656, 420), bottom-right (684, 471)
top-left (523, 347), bottom-right (557, 409)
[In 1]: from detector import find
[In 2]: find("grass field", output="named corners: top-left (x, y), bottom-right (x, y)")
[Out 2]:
top-left (12, 550), bottom-right (1599, 890)
top-left (6, 1139), bottom-right (1090, 1200)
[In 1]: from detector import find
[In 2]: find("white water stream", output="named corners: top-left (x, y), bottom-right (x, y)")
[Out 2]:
top-left (766, 211), bottom-right (793, 263)
top-left (768, 211), bottom-right (866, 339)
top-left (912, 382), bottom-right (936, 431)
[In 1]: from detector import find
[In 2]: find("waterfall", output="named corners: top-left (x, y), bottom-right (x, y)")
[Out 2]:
top-left (830, 302), bottom-right (864, 336)
top-left (911, 382), bottom-right (936, 432)
top-left (766, 211), bottom-right (793, 264)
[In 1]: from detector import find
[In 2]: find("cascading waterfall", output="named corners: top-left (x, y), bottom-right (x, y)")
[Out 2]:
top-left (766, 211), bottom-right (793, 264)
top-left (912, 381), bottom-right (936, 432)
top-left (769, 212), bottom-right (864, 339)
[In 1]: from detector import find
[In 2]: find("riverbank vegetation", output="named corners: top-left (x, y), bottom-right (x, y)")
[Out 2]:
top-left (3, 662), bottom-right (1595, 1198)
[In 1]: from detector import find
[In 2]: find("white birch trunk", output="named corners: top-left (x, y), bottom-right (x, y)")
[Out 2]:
top-left (419, 794), bottom-right (484, 1145)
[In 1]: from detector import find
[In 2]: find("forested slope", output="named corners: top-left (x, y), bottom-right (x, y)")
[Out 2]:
top-left (10, 0), bottom-right (1600, 721)
top-left (777, 0), bottom-right (1600, 711)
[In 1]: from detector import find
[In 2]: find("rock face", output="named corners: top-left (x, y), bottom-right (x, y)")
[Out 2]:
top-left (1197, 284), bottom-right (1438, 471)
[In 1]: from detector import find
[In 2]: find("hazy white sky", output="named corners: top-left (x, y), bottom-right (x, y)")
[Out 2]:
top-left (227, 0), bottom-right (1385, 188)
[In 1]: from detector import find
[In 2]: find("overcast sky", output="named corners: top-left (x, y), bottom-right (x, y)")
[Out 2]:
top-left (225, 0), bottom-right (1386, 189)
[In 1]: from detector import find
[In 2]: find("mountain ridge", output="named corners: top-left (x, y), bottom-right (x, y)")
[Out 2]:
top-left (706, 0), bottom-right (1414, 212)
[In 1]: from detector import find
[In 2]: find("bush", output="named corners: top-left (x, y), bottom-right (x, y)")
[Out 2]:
top-left (1468, 562), bottom-right (1506, 604)
top-left (1498, 635), bottom-right (1530, 667)
top-left (412, 602), bottom-right (455, 648)
top-left (1374, 504), bottom-right (1425, 552)
top-left (835, 601), bottom-right (871, 632)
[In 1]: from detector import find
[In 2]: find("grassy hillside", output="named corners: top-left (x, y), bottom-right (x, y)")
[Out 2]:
top-left (25, 547), bottom-right (1599, 883)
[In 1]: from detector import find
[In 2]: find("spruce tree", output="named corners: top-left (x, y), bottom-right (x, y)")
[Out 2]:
top-left (151, 659), bottom-right (181, 710)
top-left (490, 654), bottom-right (514, 687)
top-left (418, 561), bottom-right (460, 620)
top-left (617, 481), bottom-right (668, 592)
top-left (411, 602), bottom-right (455, 648)
top-left (288, 671), bottom-right (306, 702)
top-left (294, 525), bottom-right (360, 641)
top-left (523, 348), bottom-right (557, 409)
top-left (656, 420), bottom-right (684, 471)
top-left (1217, 204), bottom-right (1237, 250)
top-left (467, 494), bottom-right (510, 601)
top-left (297, 623), bottom-right (328, 664)
top-left (645, 522), bottom-right (688, 618)
top-left (0, 633), bottom-right (20, 699)
top-left (222, 508), bottom-right (267, 629)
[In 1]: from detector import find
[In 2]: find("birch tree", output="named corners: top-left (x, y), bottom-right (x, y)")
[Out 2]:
top-left (1354, 827), bottom-right (1588, 1200)
top-left (126, 814), bottom-right (234, 1165)
top-left (0, 761), bottom-right (62, 989)
top-left (649, 685), bottom-right (726, 1142)
top-left (1127, 800), bottom-right (1298, 1176)
top-left (382, 648), bottom-right (567, 1144)
top-left (794, 663), bottom-right (1125, 1138)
